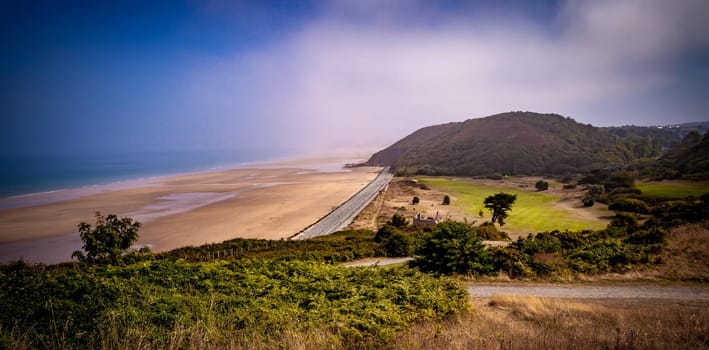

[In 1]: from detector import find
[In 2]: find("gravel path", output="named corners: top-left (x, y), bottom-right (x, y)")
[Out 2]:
top-left (293, 168), bottom-right (393, 240)
top-left (342, 257), bottom-right (414, 267)
top-left (467, 285), bottom-right (709, 300)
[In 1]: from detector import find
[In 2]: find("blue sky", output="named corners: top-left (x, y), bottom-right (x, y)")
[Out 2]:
top-left (2, 0), bottom-right (708, 156)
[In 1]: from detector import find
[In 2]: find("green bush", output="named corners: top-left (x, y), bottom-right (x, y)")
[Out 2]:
top-left (412, 221), bottom-right (494, 275)
top-left (384, 232), bottom-right (414, 257)
top-left (475, 222), bottom-right (510, 241)
top-left (535, 180), bottom-right (549, 191)
top-left (610, 212), bottom-right (640, 232)
top-left (609, 197), bottom-right (650, 214)
top-left (387, 214), bottom-right (409, 228)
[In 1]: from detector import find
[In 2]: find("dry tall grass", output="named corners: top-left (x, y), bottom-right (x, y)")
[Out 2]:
top-left (394, 296), bottom-right (708, 350)
top-left (648, 221), bottom-right (709, 282)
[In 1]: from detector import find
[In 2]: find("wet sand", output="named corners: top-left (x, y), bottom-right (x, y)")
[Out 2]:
top-left (0, 157), bottom-right (382, 264)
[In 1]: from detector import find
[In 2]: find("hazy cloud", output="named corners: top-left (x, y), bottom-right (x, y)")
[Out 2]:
top-left (187, 0), bottom-right (709, 151)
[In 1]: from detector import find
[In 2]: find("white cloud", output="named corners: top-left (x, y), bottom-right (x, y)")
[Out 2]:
top-left (188, 0), bottom-right (709, 151)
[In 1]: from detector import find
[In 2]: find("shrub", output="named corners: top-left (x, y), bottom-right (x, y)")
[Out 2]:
top-left (384, 232), bottom-right (414, 257)
top-left (387, 214), bottom-right (409, 228)
top-left (442, 195), bottom-right (451, 205)
top-left (475, 222), bottom-right (509, 241)
top-left (412, 196), bottom-right (420, 205)
top-left (610, 212), bottom-right (640, 232)
top-left (412, 221), bottom-right (494, 275)
top-left (588, 185), bottom-right (604, 197)
top-left (535, 180), bottom-right (549, 191)
top-left (624, 228), bottom-right (667, 245)
top-left (375, 225), bottom-right (396, 243)
top-left (603, 171), bottom-right (637, 191)
top-left (608, 197), bottom-right (651, 214)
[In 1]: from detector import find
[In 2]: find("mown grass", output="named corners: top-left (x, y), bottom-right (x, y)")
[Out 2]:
top-left (417, 177), bottom-right (608, 235)
top-left (637, 180), bottom-right (709, 198)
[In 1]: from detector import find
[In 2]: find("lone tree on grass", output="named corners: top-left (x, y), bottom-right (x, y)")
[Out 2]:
top-left (442, 195), bottom-right (451, 205)
top-left (535, 180), bottom-right (549, 191)
top-left (412, 196), bottom-right (420, 205)
top-left (483, 193), bottom-right (517, 226)
top-left (72, 212), bottom-right (143, 265)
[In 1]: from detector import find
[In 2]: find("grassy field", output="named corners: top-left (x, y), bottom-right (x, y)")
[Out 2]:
top-left (417, 177), bottom-right (609, 236)
top-left (637, 181), bottom-right (709, 198)
top-left (395, 296), bottom-right (709, 350)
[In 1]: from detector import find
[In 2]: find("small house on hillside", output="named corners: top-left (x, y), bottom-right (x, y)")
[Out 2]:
top-left (413, 211), bottom-right (442, 228)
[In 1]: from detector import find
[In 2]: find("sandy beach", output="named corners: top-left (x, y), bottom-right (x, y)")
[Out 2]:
top-left (0, 155), bottom-right (382, 263)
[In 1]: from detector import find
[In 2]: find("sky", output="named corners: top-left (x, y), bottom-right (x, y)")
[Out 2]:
top-left (1, 0), bottom-right (708, 156)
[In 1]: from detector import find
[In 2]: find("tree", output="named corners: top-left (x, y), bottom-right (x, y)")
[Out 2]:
top-left (386, 213), bottom-right (409, 228)
top-left (72, 212), bottom-right (142, 265)
top-left (412, 221), bottom-right (493, 275)
top-left (483, 193), bottom-right (517, 226)
top-left (412, 196), bottom-right (420, 205)
top-left (535, 180), bottom-right (549, 191)
top-left (442, 195), bottom-right (451, 205)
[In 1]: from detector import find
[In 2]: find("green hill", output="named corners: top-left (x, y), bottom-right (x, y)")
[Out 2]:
top-left (644, 131), bottom-right (709, 180)
top-left (365, 111), bottom-right (682, 176)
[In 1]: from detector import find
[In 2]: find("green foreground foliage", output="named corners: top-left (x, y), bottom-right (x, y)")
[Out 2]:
top-left (0, 259), bottom-right (467, 349)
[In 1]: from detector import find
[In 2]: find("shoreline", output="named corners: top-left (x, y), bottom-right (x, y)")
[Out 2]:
top-left (0, 150), bottom-right (376, 211)
top-left (0, 151), bottom-right (382, 264)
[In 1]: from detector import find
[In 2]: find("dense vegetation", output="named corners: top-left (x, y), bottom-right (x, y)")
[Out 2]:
top-left (158, 229), bottom-right (383, 263)
top-left (634, 131), bottom-right (709, 180)
top-left (407, 172), bottom-right (709, 278)
top-left (365, 111), bottom-right (688, 176)
top-left (0, 255), bottom-right (467, 349)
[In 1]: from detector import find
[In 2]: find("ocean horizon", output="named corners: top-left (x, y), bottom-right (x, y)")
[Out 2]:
top-left (0, 149), bottom-right (295, 198)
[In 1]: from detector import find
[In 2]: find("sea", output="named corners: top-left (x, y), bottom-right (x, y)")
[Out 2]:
top-left (0, 149), bottom-right (292, 198)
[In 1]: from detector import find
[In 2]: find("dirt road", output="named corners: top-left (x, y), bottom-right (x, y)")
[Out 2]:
top-left (293, 168), bottom-right (393, 240)
top-left (342, 257), bottom-right (414, 267)
top-left (467, 284), bottom-right (709, 300)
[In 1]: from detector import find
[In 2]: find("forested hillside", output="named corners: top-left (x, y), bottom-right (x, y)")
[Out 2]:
top-left (636, 131), bottom-right (709, 180)
top-left (365, 112), bottom-right (685, 176)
